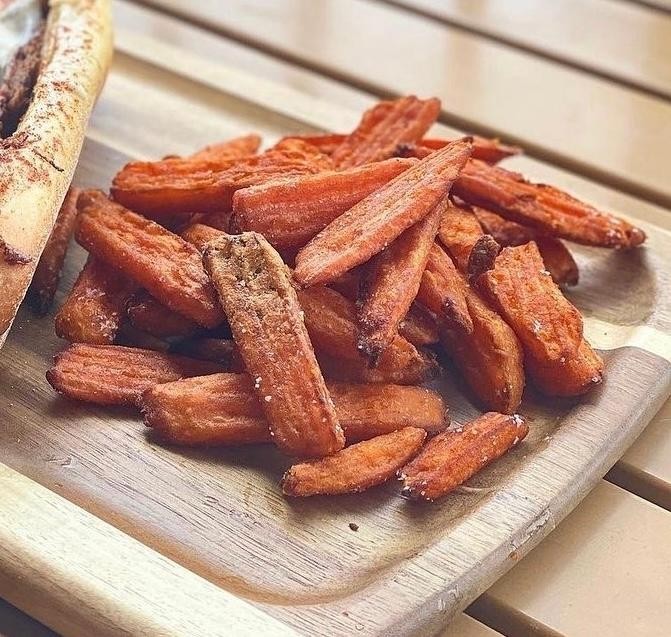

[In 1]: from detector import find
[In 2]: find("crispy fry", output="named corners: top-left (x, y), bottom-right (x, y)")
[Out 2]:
top-left (278, 133), bottom-right (346, 156)
top-left (55, 256), bottom-right (138, 345)
top-left (422, 136), bottom-right (521, 164)
top-left (294, 139), bottom-right (472, 287)
top-left (189, 134), bottom-right (261, 161)
top-left (332, 96), bottom-right (441, 169)
top-left (233, 158), bottom-right (416, 250)
top-left (203, 232), bottom-right (345, 457)
top-left (299, 286), bottom-right (438, 385)
top-left (282, 427), bottom-right (427, 496)
top-left (453, 160), bottom-right (646, 248)
top-left (28, 187), bottom-right (81, 315)
top-left (76, 191), bottom-right (224, 328)
top-left (440, 289), bottom-right (525, 413)
top-left (110, 141), bottom-right (330, 218)
top-left (467, 235), bottom-right (501, 280)
top-left (357, 201), bottom-right (442, 363)
top-left (46, 344), bottom-right (224, 406)
top-left (399, 412), bottom-right (528, 501)
top-left (472, 206), bottom-right (578, 286)
top-left (477, 242), bottom-right (603, 395)
top-left (270, 138), bottom-right (334, 169)
top-left (141, 374), bottom-right (447, 446)
top-left (127, 291), bottom-right (199, 338)
top-left (436, 199), bottom-right (485, 271)
top-left (417, 243), bottom-right (473, 332)
top-left (180, 223), bottom-right (226, 253)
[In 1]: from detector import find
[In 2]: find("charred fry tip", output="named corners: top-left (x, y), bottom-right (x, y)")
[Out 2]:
top-left (467, 234), bottom-right (501, 280)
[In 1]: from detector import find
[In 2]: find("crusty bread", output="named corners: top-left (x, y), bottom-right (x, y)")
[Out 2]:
top-left (0, 0), bottom-right (112, 347)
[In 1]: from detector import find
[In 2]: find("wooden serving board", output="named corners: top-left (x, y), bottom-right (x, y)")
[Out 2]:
top-left (1, 24), bottom-right (671, 637)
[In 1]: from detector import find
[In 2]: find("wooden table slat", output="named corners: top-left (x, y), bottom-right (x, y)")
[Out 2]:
top-left (382, 0), bottom-right (671, 100)
top-left (134, 0), bottom-right (671, 208)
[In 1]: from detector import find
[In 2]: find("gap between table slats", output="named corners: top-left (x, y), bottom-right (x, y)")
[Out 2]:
top-left (129, 0), bottom-right (671, 210)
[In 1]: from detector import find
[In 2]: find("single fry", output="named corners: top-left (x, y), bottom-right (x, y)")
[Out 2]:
top-left (28, 187), bottom-right (80, 315)
top-left (203, 232), bottom-right (345, 458)
top-left (436, 199), bottom-right (485, 271)
top-left (233, 158), bottom-right (416, 250)
top-left (299, 286), bottom-right (438, 385)
top-left (111, 140), bottom-right (330, 218)
top-left (332, 96), bottom-right (441, 169)
top-left (472, 206), bottom-right (578, 286)
top-left (477, 242), bottom-right (603, 395)
top-left (181, 223), bottom-right (226, 253)
top-left (278, 133), bottom-right (346, 156)
top-left (141, 374), bottom-right (448, 446)
top-left (189, 134), bottom-right (261, 161)
top-left (282, 427), bottom-right (427, 496)
top-left (453, 159), bottom-right (646, 248)
top-left (76, 191), bottom-right (224, 328)
top-left (440, 289), bottom-right (525, 414)
top-left (46, 344), bottom-right (224, 406)
top-left (400, 412), bottom-right (528, 501)
top-left (417, 243), bottom-right (473, 332)
top-left (294, 139), bottom-right (472, 287)
top-left (127, 291), bottom-right (199, 339)
top-left (55, 256), bottom-right (138, 345)
top-left (358, 201), bottom-right (442, 362)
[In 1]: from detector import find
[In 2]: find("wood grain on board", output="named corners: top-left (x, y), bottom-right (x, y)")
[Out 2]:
top-left (135, 0), bottom-right (671, 206)
top-left (383, 0), bottom-right (671, 99)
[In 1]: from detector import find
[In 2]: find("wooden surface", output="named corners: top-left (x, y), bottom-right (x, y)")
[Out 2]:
top-left (2, 1), bottom-right (671, 635)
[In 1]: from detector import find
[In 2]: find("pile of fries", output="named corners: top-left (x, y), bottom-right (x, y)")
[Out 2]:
top-left (38, 96), bottom-right (645, 500)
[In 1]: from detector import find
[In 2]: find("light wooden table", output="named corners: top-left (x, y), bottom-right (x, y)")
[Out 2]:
top-left (2, 1), bottom-right (670, 635)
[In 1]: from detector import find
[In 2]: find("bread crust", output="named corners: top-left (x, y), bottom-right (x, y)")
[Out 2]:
top-left (0, 0), bottom-right (113, 346)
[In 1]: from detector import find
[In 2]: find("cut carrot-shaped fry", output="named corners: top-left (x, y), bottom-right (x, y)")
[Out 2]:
top-left (189, 133), bottom-right (261, 161)
top-left (472, 206), bottom-right (578, 286)
top-left (180, 223), bottom-right (226, 253)
top-left (358, 201), bottom-right (442, 363)
top-left (76, 191), bottom-right (224, 328)
top-left (127, 291), bottom-right (199, 339)
top-left (299, 286), bottom-right (438, 385)
top-left (28, 187), bottom-right (80, 315)
top-left (436, 199), bottom-right (485, 272)
top-left (294, 139), bottom-right (472, 287)
top-left (477, 242), bottom-right (603, 395)
top-left (332, 96), bottom-right (441, 169)
top-left (233, 158), bottom-right (416, 250)
top-left (203, 232), bottom-right (345, 458)
top-left (417, 243), bottom-right (473, 332)
top-left (453, 160), bottom-right (645, 248)
top-left (55, 256), bottom-right (138, 345)
top-left (440, 289), bottom-right (525, 414)
top-left (111, 140), bottom-right (330, 218)
top-left (282, 427), bottom-right (427, 496)
top-left (400, 412), bottom-right (528, 501)
top-left (46, 344), bottom-right (224, 406)
top-left (277, 133), bottom-right (346, 156)
top-left (141, 374), bottom-right (447, 446)
top-left (422, 136), bottom-right (521, 164)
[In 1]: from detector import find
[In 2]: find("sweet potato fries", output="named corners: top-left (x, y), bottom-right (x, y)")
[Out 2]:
top-left (42, 99), bottom-right (645, 501)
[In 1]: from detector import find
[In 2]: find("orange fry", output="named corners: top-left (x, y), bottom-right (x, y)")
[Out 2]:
top-left (417, 243), bottom-right (473, 332)
top-left (332, 96), bottom-right (441, 169)
top-left (76, 191), bottom-right (224, 328)
top-left (46, 344), bottom-right (224, 406)
top-left (180, 223), bottom-right (226, 253)
top-left (55, 256), bottom-right (138, 345)
top-left (203, 233), bottom-right (345, 458)
top-left (453, 160), bottom-right (645, 248)
top-left (477, 242), bottom-right (603, 395)
top-left (127, 291), bottom-right (199, 339)
top-left (188, 133), bottom-right (261, 161)
top-left (282, 427), bottom-right (427, 496)
top-left (110, 140), bottom-right (330, 218)
top-left (439, 289), bottom-right (525, 413)
top-left (294, 139), bottom-right (472, 287)
top-left (299, 286), bottom-right (438, 385)
top-left (436, 199), bottom-right (485, 272)
top-left (422, 136), bottom-right (521, 164)
top-left (358, 201), bottom-right (442, 363)
top-left (278, 133), bottom-right (346, 156)
top-left (472, 206), bottom-right (578, 286)
top-left (400, 412), bottom-right (528, 501)
top-left (233, 158), bottom-right (416, 250)
top-left (141, 374), bottom-right (447, 446)
top-left (28, 187), bottom-right (81, 315)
